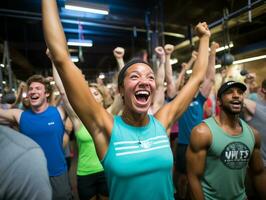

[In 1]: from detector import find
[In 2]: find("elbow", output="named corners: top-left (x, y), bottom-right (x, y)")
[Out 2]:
top-left (191, 74), bottom-right (204, 85)
top-left (53, 54), bottom-right (71, 69)
top-left (49, 46), bottom-right (70, 67)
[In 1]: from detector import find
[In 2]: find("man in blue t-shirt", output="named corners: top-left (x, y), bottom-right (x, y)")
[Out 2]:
top-left (175, 42), bottom-right (218, 199)
top-left (0, 75), bottom-right (72, 199)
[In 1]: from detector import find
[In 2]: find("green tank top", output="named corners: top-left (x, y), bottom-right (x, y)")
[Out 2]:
top-left (75, 124), bottom-right (103, 176)
top-left (202, 117), bottom-right (255, 200)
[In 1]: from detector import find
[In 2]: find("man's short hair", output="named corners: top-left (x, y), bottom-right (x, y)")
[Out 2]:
top-left (26, 75), bottom-right (52, 95)
top-left (217, 81), bottom-right (247, 98)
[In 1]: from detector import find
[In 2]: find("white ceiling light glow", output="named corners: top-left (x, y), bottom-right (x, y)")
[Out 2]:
top-left (71, 56), bottom-right (79, 62)
top-left (67, 39), bottom-right (93, 47)
top-left (65, 1), bottom-right (109, 15)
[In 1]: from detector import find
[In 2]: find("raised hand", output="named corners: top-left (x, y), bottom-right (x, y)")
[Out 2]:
top-left (164, 44), bottom-right (174, 56)
top-left (113, 47), bottom-right (125, 59)
top-left (155, 46), bottom-right (166, 64)
top-left (210, 42), bottom-right (219, 54)
top-left (194, 22), bottom-right (211, 38)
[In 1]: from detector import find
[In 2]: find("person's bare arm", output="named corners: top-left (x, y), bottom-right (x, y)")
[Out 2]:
top-left (47, 49), bottom-right (81, 130)
top-left (0, 108), bottom-right (22, 125)
top-left (42, 0), bottom-right (113, 159)
top-left (152, 46), bottom-right (166, 113)
top-left (12, 82), bottom-right (27, 108)
top-left (156, 22), bottom-right (211, 130)
top-left (242, 98), bottom-right (256, 122)
top-left (200, 42), bottom-right (219, 98)
top-left (244, 73), bottom-right (257, 98)
top-left (244, 98), bottom-right (256, 115)
top-left (174, 63), bottom-right (187, 92)
top-left (63, 117), bottom-right (73, 148)
top-left (248, 127), bottom-right (266, 199)
top-left (96, 78), bottom-right (114, 108)
top-left (186, 50), bottom-right (198, 71)
top-left (187, 123), bottom-right (212, 200)
top-left (107, 92), bottom-right (123, 115)
top-left (175, 51), bottom-right (198, 91)
top-left (164, 44), bottom-right (176, 98)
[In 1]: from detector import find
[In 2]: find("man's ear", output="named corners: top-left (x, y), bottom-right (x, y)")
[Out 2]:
top-left (45, 92), bottom-right (50, 98)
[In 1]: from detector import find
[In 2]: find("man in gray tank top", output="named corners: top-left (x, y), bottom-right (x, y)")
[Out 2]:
top-left (243, 79), bottom-right (266, 200)
top-left (243, 79), bottom-right (266, 166)
top-left (186, 81), bottom-right (266, 200)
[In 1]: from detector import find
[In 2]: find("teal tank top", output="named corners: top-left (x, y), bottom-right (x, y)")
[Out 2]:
top-left (75, 124), bottom-right (103, 175)
top-left (202, 117), bottom-right (255, 200)
top-left (102, 115), bottom-right (174, 200)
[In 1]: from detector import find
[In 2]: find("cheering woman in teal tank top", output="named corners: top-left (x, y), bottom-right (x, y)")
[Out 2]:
top-left (42, 1), bottom-right (211, 199)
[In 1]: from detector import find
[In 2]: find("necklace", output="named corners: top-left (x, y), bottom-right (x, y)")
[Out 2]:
top-left (138, 136), bottom-right (153, 149)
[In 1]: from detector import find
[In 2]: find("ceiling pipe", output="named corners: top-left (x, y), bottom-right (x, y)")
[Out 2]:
top-left (174, 0), bottom-right (266, 50)
top-left (0, 8), bottom-right (185, 38)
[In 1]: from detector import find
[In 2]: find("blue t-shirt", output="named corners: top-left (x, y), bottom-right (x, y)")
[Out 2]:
top-left (102, 115), bottom-right (174, 200)
top-left (19, 106), bottom-right (67, 176)
top-left (248, 93), bottom-right (258, 101)
top-left (178, 92), bottom-right (206, 144)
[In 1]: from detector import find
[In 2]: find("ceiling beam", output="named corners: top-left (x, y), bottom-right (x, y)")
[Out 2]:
top-left (174, 1), bottom-right (266, 51)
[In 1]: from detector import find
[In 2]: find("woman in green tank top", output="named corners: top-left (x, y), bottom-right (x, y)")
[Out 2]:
top-left (48, 50), bottom-right (110, 200)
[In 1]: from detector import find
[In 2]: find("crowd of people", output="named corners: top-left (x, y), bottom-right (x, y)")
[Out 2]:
top-left (0, 0), bottom-right (266, 200)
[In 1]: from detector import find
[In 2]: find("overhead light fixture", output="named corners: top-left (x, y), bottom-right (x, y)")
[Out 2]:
top-left (65, 0), bottom-right (109, 15)
top-left (67, 39), bottom-right (93, 47)
top-left (215, 42), bottom-right (234, 53)
top-left (0, 64), bottom-right (4, 68)
top-left (170, 58), bottom-right (178, 65)
top-left (71, 56), bottom-right (79, 62)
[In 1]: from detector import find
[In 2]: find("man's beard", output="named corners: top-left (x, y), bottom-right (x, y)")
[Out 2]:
top-left (220, 101), bottom-right (243, 115)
